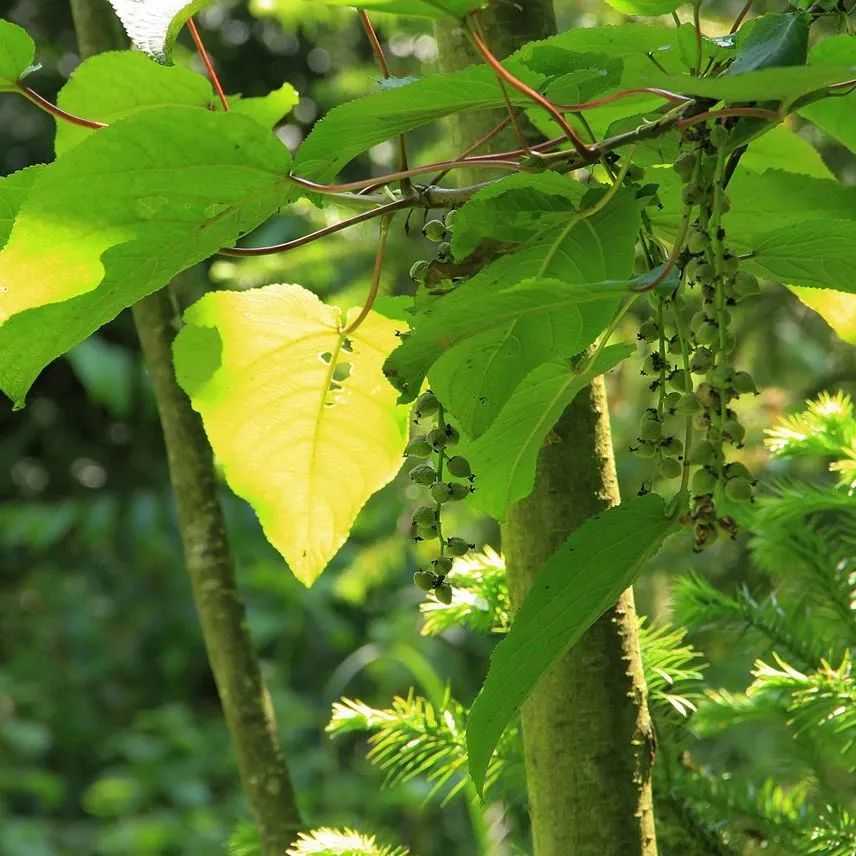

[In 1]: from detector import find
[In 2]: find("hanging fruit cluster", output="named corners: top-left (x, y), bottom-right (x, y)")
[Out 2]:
top-left (636, 121), bottom-right (760, 550)
top-left (408, 209), bottom-right (459, 297)
top-left (405, 391), bottom-right (475, 602)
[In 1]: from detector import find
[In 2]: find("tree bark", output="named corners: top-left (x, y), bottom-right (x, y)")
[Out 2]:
top-left (436, 6), bottom-right (658, 855)
top-left (70, 5), bottom-right (303, 853)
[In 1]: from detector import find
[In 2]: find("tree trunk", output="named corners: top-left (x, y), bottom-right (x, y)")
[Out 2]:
top-left (435, 6), bottom-right (658, 855)
top-left (69, 5), bottom-right (303, 853)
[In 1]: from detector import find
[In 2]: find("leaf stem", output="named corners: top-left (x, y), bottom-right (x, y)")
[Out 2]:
top-left (344, 214), bottom-right (392, 335)
top-left (729, 0), bottom-right (754, 33)
top-left (465, 13), bottom-right (593, 160)
top-left (15, 82), bottom-right (107, 129)
top-left (187, 17), bottom-right (229, 111)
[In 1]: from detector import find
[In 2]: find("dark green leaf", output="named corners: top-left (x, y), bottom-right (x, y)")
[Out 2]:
top-left (728, 13), bottom-right (809, 76)
top-left (466, 494), bottom-right (677, 795)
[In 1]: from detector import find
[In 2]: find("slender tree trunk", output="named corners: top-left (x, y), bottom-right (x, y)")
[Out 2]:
top-left (70, 5), bottom-right (303, 853)
top-left (436, 7), bottom-right (658, 855)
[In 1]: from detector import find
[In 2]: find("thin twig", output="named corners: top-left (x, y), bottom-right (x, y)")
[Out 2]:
top-left (220, 197), bottom-right (411, 257)
top-left (16, 83), bottom-right (107, 129)
top-left (558, 87), bottom-right (692, 112)
top-left (466, 13), bottom-right (593, 160)
top-left (428, 115), bottom-right (512, 186)
top-left (187, 18), bottom-right (229, 111)
top-left (345, 215), bottom-right (392, 335)
top-left (676, 106), bottom-right (780, 129)
top-left (693, 2), bottom-right (703, 77)
top-left (729, 0), bottom-right (754, 33)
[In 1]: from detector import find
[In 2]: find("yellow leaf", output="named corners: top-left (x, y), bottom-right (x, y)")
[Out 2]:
top-left (791, 286), bottom-right (856, 344)
top-left (173, 284), bottom-right (407, 585)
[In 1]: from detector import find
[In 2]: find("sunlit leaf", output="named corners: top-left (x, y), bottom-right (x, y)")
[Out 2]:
top-left (790, 287), bottom-right (856, 345)
top-left (0, 18), bottom-right (35, 91)
top-left (319, 0), bottom-right (485, 17)
top-left (107, 0), bottom-right (214, 60)
top-left (173, 284), bottom-right (407, 586)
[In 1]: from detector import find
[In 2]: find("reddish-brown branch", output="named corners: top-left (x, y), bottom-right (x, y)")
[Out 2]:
top-left (16, 83), bottom-right (107, 129)
top-left (730, 0), bottom-right (754, 33)
top-left (345, 214), bottom-right (392, 335)
top-left (219, 196), bottom-right (410, 257)
top-left (558, 87), bottom-right (692, 112)
top-left (677, 106), bottom-right (780, 128)
top-left (187, 18), bottom-right (230, 111)
top-left (465, 14), bottom-right (593, 161)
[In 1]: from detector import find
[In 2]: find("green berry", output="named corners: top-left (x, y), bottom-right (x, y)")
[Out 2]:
top-left (423, 219), bottom-right (447, 242)
top-left (659, 457), bottom-right (683, 479)
top-left (448, 482), bottom-right (471, 501)
top-left (634, 441), bottom-right (658, 459)
top-left (414, 571), bottom-right (436, 592)
top-left (673, 152), bottom-right (697, 181)
top-left (722, 254), bottom-right (739, 275)
top-left (434, 583), bottom-right (453, 605)
top-left (687, 229), bottom-right (708, 254)
top-left (710, 123), bottom-right (729, 148)
top-left (723, 419), bottom-right (746, 444)
top-left (682, 183), bottom-right (703, 205)
top-left (695, 382), bottom-right (719, 409)
top-left (723, 462), bottom-right (752, 481)
top-left (695, 322), bottom-right (720, 347)
top-left (661, 436), bottom-right (683, 457)
top-left (637, 319), bottom-right (660, 343)
top-left (668, 335), bottom-right (683, 355)
top-left (431, 482), bottom-right (452, 504)
top-left (733, 271), bottom-right (760, 298)
top-left (640, 418), bottom-right (663, 442)
top-left (694, 262), bottom-right (716, 283)
top-left (732, 371), bottom-right (757, 395)
top-left (417, 522), bottom-right (440, 540)
top-left (413, 506), bottom-right (437, 527)
top-left (410, 260), bottom-right (430, 284)
top-left (410, 464), bottom-right (437, 486)
top-left (675, 393), bottom-right (701, 415)
top-left (724, 477), bottom-right (753, 503)
top-left (692, 468), bottom-right (718, 494)
top-left (432, 556), bottom-right (454, 575)
top-left (690, 347), bottom-right (714, 374)
top-left (415, 391), bottom-right (441, 417)
top-left (446, 537), bottom-right (472, 557)
top-left (689, 440), bottom-right (717, 466)
top-left (709, 366), bottom-right (733, 388)
top-left (444, 425), bottom-right (460, 446)
top-left (664, 392), bottom-right (682, 410)
top-left (427, 428), bottom-right (447, 450)
top-left (405, 436), bottom-right (432, 458)
top-left (669, 369), bottom-right (691, 392)
top-left (446, 456), bottom-right (472, 479)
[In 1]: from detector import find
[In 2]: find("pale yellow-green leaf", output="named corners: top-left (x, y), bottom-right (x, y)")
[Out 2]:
top-left (791, 286), bottom-right (856, 344)
top-left (173, 284), bottom-right (407, 585)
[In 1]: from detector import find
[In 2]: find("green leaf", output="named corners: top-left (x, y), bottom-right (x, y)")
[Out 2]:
top-left (230, 82), bottom-right (299, 128)
top-left (465, 344), bottom-right (634, 520)
top-left (799, 35), bottom-right (856, 154)
top-left (646, 63), bottom-right (856, 104)
top-left (107, 0), bottom-right (214, 60)
top-left (294, 62), bottom-right (542, 182)
top-left (0, 19), bottom-right (35, 91)
top-left (54, 51), bottom-right (213, 156)
top-left (603, 0), bottom-right (682, 18)
top-left (466, 494), bottom-right (677, 795)
top-left (319, 0), bottom-right (485, 17)
top-left (173, 284), bottom-right (407, 586)
top-left (0, 107), bottom-right (293, 407)
top-left (390, 188), bottom-right (639, 414)
top-left (728, 13), bottom-right (809, 75)
top-left (739, 124), bottom-right (833, 179)
top-left (745, 220), bottom-right (856, 293)
top-left (450, 172), bottom-right (587, 261)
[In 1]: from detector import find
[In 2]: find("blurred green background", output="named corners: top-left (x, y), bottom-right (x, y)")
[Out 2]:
top-left (1, 1), bottom-right (854, 853)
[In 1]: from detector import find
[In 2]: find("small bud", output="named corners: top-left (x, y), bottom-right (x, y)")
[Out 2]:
top-left (410, 260), bottom-right (430, 284)
top-left (423, 219), bottom-right (447, 242)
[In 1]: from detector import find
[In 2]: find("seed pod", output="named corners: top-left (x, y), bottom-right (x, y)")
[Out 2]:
top-left (446, 537), bottom-right (472, 557)
top-left (723, 419), bottom-right (746, 444)
top-left (446, 456), bottom-right (472, 479)
top-left (659, 457), bottom-right (683, 479)
top-left (417, 522), bottom-right (440, 540)
top-left (690, 440), bottom-right (717, 466)
top-left (690, 347), bottom-right (714, 374)
top-left (413, 505), bottom-right (437, 527)
top-left (692, 468), bottom-right (718, 494)
top-left (669, 369), bottom-right (691, 392)
top-left (415, 391), bottom-right (441, 417)
top-left (413, 570), bottom-right (436, 592)
top-left (640, 418), bottom-right (663, 442)
top-left (432, 556), bottom-right (454, 575)
top-left (675, 393), bottom-right (701, 415)
top-left (431, 482), bottom-right (452, 504)
top-left (732, 371), bottom-right (757, 395)
top-left (405, 436), bottom-right (433, 458)
top-left (410, 260), bottom-right (430, 284)
top-left (723, 462), bottom-right (752, 481)
top-left (687, 229), bottom-right (708, 254)
top-left (427, 428), bottom-right (447, 450)
top-left (423, 219), bottom-right (447, 242)
top-left (637, 319), bottom-right (660, 342)
top-left (410, 464), bottom-right (437, 486)
top-left (448, 482), bottom-right (471, 501)
top-left (733, 271), bottom-right (760, 298)
top-left (724, 477), bottom-right (753, 503)
top-left (434, 583), bottom-right (454, 605)
top-left (674, 152), bottom-right (697, 181)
